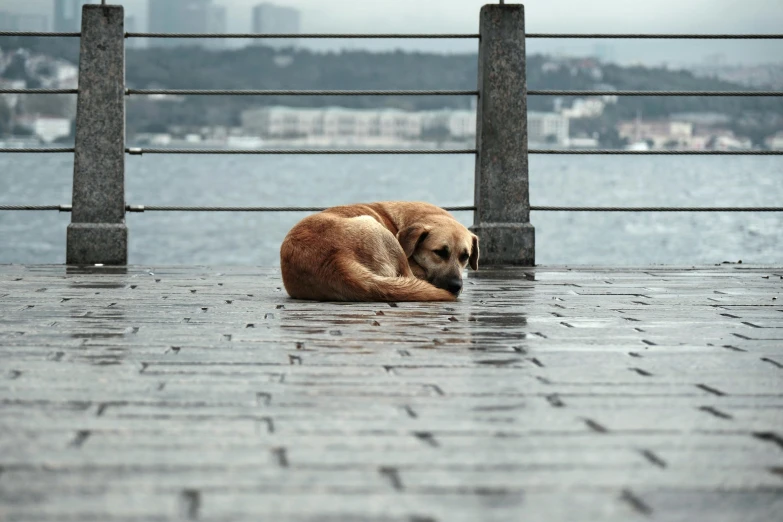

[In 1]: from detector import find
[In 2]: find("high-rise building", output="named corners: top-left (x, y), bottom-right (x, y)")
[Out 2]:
top-left (252, 3), bottom-right (301, 48)
top-left (125, 15), bottom-right (139, 49)
top-left (0, 12), bottom-right (50, 32)
top-left (53, 0), bottom-right (93, 32)
top-left (148, 0), bottom-right (226, 50)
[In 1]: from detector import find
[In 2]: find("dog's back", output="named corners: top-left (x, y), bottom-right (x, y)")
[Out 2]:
top-left (280, 204), bottom-right (457, 302)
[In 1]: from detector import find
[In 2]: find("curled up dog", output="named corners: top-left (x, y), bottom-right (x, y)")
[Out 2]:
top-left (280, 202), bottom-right (479, 302)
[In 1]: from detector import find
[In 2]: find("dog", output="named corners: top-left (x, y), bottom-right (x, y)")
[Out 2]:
top-left (280, 201), bottom-right (479, 302)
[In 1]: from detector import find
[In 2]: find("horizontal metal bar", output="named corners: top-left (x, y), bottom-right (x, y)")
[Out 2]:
top-left (0, 88), bottom-right (78, 95)
top-left (3, 148), bottom-right (775, 156)
top-left (0, 31), bottom-right (80, 37)
top-left (4, 31), bottom-right (781, 40)
top-left (126, 148), bottom-right (477, 155)
top-left (126, 205), bottom-right (476, 213)
top-left (0, 205), bottom-right (72, 211)
top-left (529, 149), bottom-right (783, 155)
top-left (126, 89), bottom-right (478, 96)
top-left (526, 33), bottom-right (783, 39)
top-left (123, 148), bottom-right (783, 156)
top-left (6, 204), bottom-right (778, 213)
top-left (126, 32), bottom-right (479, 39)
top-left (127, 89), bottom-right (781, 97)
top-left (529, 89), bottom-right (782, 97)
top-left (0, 148), bottom-right (75, 153)
top-left (531, 206), bottom-right (783, 212)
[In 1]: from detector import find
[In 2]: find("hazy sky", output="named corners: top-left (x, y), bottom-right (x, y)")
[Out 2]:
top-left (4, 0), bottom-right (783, 65)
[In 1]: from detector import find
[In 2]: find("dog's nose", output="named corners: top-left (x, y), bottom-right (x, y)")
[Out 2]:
top-left (445, 278), bottom-right (463, 296)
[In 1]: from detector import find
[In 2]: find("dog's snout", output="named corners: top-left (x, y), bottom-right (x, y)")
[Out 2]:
top-left (444, 278), bottom-right (463, 296)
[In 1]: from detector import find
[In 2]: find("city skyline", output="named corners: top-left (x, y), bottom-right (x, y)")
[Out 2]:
top-left (148, 0), bottom-right (227, 49)
top-left (252, 3), bottom-right (300, 48)
top-left (1, 0), bottom-right (781, 66)
top-left (53, 0), bottom-right (90, 32)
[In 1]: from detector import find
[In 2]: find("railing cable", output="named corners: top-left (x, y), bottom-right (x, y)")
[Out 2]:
top-left (1, 148), bottom-right (779, 156)
top-left (125, 88), bottom-right (781, 97)
top-left (0, 148), bottom-right (75, 153)
top-left (3, 205), bottom-right (782, 213)
top-left (526, 33), bottom-right (783, 39)
top-left (3, 31), bottom-right (781, 39)
top-left (0, 88), bottom-right (78, 95)
top-left (0, 31), bottom-right (80, 37)
top-left (529, 89), bottom-right (782, 97)
top-left (125, 205), bottom-right (477, 213)
top-left (0, 205), bottom-right (72, 212)
top-left (124, 32), bottom-right (783, 40)
top-left (119, 148), bottom-right (783, 156)
top-left (126, 32), bottom-right (479, 39)
top-left (126, 148), bottom-right (477, 155)
top-left (529, 149), bottom-right (783, 155)
top-left (531, 206), bottom-right (783, 212)
top-left (126, 89), bottom-right (479, 96)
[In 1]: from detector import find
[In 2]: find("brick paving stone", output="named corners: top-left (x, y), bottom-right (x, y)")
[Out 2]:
top-left (1, 265), bottom-right (782, 521)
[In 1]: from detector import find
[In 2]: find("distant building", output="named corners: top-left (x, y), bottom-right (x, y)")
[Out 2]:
top-left (53, 0), bottom-right (92, 32)
top-left (0, 11), bottom-right (50, 31)
top-left (17, 115), bottom-right (72, 143)
top-left (125, 15), bottom-right (140, 49)
top-left (669, 112), bottom-right (732, 126)
top-left (241, 106), bottom-right (480, 145)
top-left (420, 110), bottom-right (476, 140)
top-left (528, 112), bottom-right (570, 145)
top-left (252, 3), bottom-right (301, 48)
top-left (617, 119), bottom-right (693, 149)
top-left (766, 132), bottom-right (783, 150)
top-left (561, 98), bottom-right (605, 119)
top-left (0, 79), bottom-right (27, 111)
top-left (242, 106), bottom-right (423, 142)
top-left (148, 0), bottom-right (227, 50)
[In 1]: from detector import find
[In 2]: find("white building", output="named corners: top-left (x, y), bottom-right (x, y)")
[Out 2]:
top-left (766, 132), bottom-right (783, 150)
top-left (420, 110), bottom-right (476, 140)
top-left (561, 98), bottom-right (606, 119)
top-left (242, 106), bottom-right (423, 141)
top-left (528, 112), bottom-right (570, 145)
top-left (617, 120), bottom-right (693, 149)
top-left (18, 116), bottom-right (72, 143)
top-left (242, 107), bottom-right (570, 145)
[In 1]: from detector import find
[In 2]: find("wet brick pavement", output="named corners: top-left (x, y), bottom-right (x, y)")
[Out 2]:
top-left (1, 265), bottom-right (782, 521)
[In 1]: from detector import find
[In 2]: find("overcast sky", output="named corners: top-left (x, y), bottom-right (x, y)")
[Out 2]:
top-left (5, 0), bottom-right (783, 65)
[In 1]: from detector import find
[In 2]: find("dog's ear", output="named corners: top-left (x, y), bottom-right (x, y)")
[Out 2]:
top-left (469, 234), bottom-right (480, 271)
top-left (397, 225), bottom-right (430, 258)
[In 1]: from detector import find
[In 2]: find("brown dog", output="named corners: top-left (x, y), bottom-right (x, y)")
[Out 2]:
top-left (280, 202), bottom-right (479, 302)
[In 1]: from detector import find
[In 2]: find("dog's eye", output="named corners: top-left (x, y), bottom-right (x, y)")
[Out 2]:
top-left (433, 248), bottom-right (449, 260)
top-left (459, 253), bottom-right (469, 263)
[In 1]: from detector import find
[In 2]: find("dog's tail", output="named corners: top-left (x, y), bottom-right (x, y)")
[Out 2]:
top-left (339, 260), bottom-right (456, 302)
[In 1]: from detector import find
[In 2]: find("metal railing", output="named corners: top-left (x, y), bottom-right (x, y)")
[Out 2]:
top-left (3, 204), bottom-right (781, 213)
top-left (1, 3), bottom-right (782, 266)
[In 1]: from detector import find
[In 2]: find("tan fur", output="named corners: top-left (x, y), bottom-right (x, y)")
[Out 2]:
top-left (280, 201), bottom-right (480, 302)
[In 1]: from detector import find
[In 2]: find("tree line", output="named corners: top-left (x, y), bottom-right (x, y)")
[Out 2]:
top-left (1, 36), bottom-right (781, 143)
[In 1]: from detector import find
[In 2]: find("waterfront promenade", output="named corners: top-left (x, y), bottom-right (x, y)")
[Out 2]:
top-left (1, 264), bottom-right (781, 521)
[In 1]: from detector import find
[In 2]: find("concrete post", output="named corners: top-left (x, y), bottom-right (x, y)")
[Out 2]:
top-left (471, 4), bottom-right (535, 266)
top-left (66, 4), bottom-right (127, 265)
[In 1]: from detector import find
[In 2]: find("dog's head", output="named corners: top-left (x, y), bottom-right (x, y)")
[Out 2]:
top-left (397, 216), bottom-right (479, 297)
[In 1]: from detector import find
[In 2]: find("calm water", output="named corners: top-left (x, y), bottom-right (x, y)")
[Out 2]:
top-left (0, 153), bottom-right (781, 266)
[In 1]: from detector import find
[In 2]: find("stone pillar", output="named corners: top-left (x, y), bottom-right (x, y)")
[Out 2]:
top-left (471, 4), bottom-right (535, 266)
top-left (66, 4), bottom-right (127, 265)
